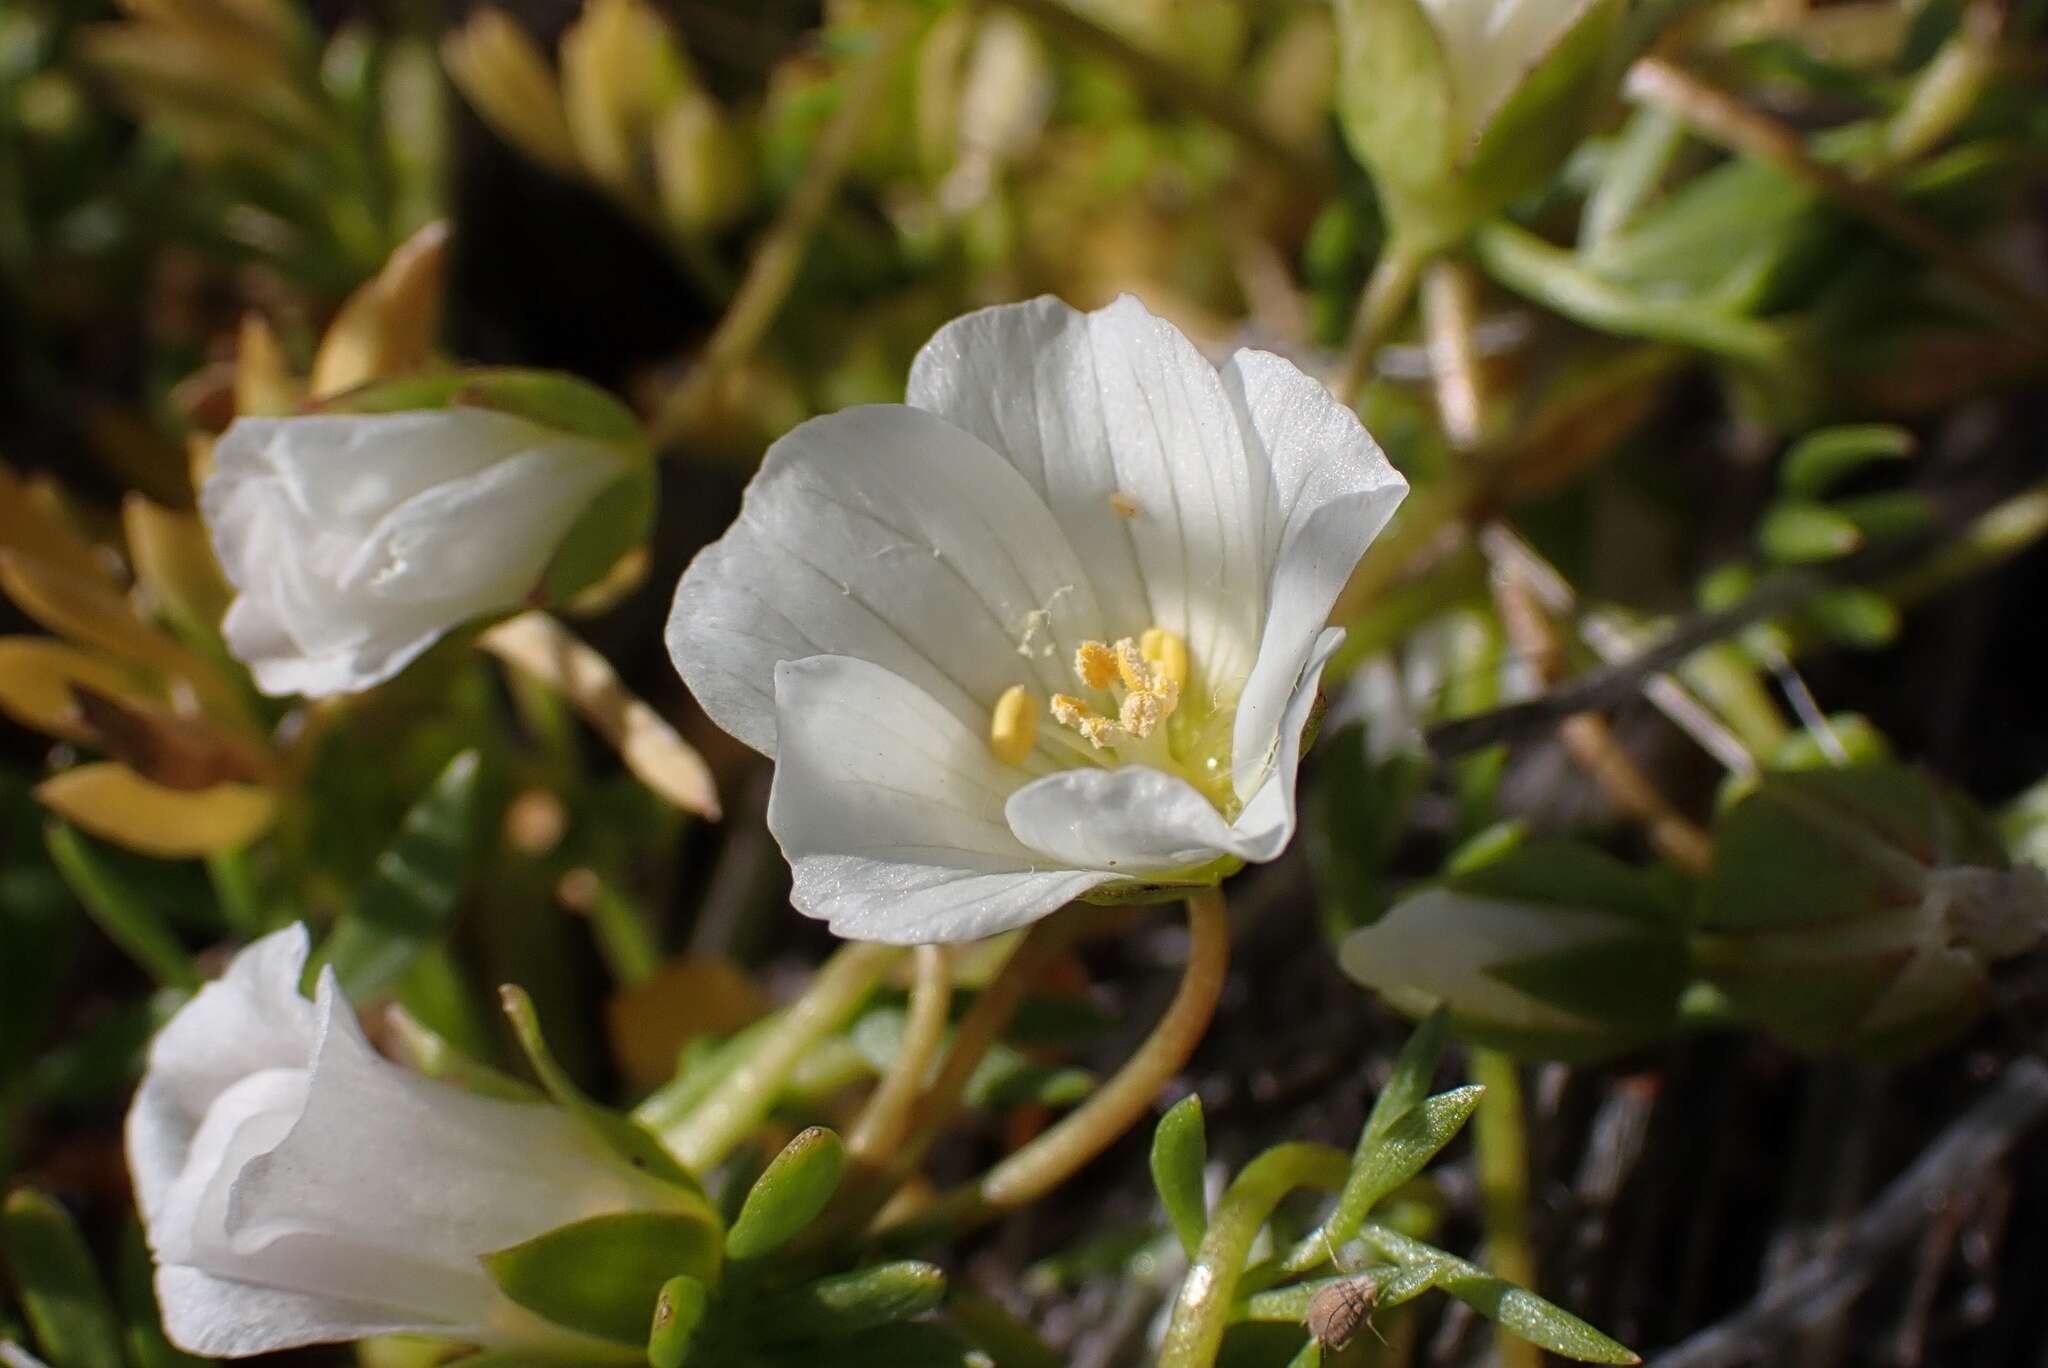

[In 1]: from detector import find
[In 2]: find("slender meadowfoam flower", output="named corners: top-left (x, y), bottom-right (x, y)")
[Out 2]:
top-left (127, 926), bottom-right (676, 1357)
top-left (203, 407), bottom-right (630, 698)
top-left (668, 295), bottom-right (1407, 943)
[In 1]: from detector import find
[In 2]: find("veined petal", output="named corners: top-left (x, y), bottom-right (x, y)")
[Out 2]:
top-left (125, 926), bottom-right (318, 1219)
top-left (908, 295), bottom-right (1273, 704)
top-left (669, 405), bottom-right (1107, 756)
top-left (1221, 351), bottom-right (1405, 798)
top-left (155, 1266), bottom-right (454, 1358)
top-left (768, 654), bottom-right (1109, 942)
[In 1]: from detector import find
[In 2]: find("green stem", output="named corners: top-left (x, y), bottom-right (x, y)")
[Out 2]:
top-left (1468, 1049), bottom-right (1540, 1368)
top-left (1158, 1143), bottom-right (1352, 1368)
top-left (657, 940), bottom-right (901, 1173)
top-left (1332, 241), bottom-right (1429, 407)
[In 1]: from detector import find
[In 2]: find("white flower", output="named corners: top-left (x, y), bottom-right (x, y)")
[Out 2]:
top-left (127, 926), bottom-right (675, 1357)
top-left (1417, 0), bottom-right (1598, 147)
top-left (202, 409), bottom-right (628, 698)
top-left (667, 295), bottom-right (1407, 944)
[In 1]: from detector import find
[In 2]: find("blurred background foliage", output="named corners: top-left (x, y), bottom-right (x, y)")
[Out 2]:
top-left (5, 0), bottom-right (2048, 1362)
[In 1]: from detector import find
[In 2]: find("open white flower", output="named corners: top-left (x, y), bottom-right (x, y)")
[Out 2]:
top-left (668, 295), bottom-right (1407, 943)
top-left (127, 925), bottom-right (675, 1357)
top-left (203, 409), bottom-right (629, 698)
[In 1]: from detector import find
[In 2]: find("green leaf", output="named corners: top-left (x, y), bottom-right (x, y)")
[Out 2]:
top-left (1834, 491), bottom-right (1933, 544)
top-left (44, 824), bottom-right (199, 993)
top-left (1445, 842), bottom-right (1673, 927)
top-left (1483, 934), bottom-right (1692, 1032)
top-left (2, 1190), bottom-right (124, 1368)
top-left (1150, 1094), bottom-right (1208, 1257)
top-left (321, 750), bottom-right (482, 999)
top-left (543, 461), bottom-right (657, 605)
top-left (1805, 588), bottom-right (1900, 648)
top-left (1466, 0), bottom-right (1621, 206)
top-left (1758, 500), bottom-right (1862, 563)
top-left (647, 1275), bottom-right (708, 1368)
top-left (754, 1262), bottom-right (947, 1345)
top-left (1364, 1225), bottom-right (1640, 1364)
top-left (326, 368), bottom-right (643, 444)
top-left (725, 1126), bottom-right (846, 1261)
top-left (498, 984), bottom-right (715, 1204)
top-left (1332, 0), bottom-right (1455, 196)
top-left (481, 1212), bottom-right (722, 1345)
top-left (1362, 1010), bottom-right (1448, 1147)
top-left (1780, 424), bottom-right (1915, 498)
top-left (1282, 1078), bottom-right (1477, 1273)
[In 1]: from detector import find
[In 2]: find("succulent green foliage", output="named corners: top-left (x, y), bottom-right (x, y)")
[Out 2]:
top-left (1151, 1094), bottom-right (1209, 1256)
top-left (725, 1127), bottom-right (847, 1261)
top-left (647, 1276), bottom-right (709, 1368)
top-left (2, 1191), bottom-right (125, 1368)
top-left (318, 749), bottom-right (482, 998)
top-left (481, 1212), bottom-right (723, 1346)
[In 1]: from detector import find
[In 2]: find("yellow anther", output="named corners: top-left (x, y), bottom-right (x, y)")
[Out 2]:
top-left (1120, 688), bottom-right (1165, 739)
top-left (1051, 693), bottom-right (1125, 749)
top-left (1140, 627), bottom-right (1189, 690)
top-left (1113, 638), bottom-right (1153, 694)
top-left (1074, 641), bottom-right (1120, 691)
top-left (989, 685), bottom-right (1039, 766)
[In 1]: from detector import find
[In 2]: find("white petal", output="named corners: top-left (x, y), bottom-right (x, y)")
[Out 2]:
top-left (343, 446), bottom-right (622, 606)
top-left (767, 654), bottom-right (1109, 942)
top-left (1339, 890), bottom-right (1618, 1032)
top-left (125, 926), bottom-right (317, 1219)
top-left (1219, 350), bottom-right (1405, 797)
top-left (221, 972), bottom-right (666, 1314)
top-left (212, 412), bottom-right (554, 528)
top-left (1004, 628), bottom-right (1344, 873)
top-left (155, 1266), bottom-right (453, 1358)
top-left (669, 405), bottom-right (1106, 756)
top-left (907, 295), bottom-right (1273, 700)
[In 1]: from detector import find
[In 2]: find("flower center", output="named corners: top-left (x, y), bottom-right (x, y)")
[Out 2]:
top-left (987, 627), bottom-right (1239, 814)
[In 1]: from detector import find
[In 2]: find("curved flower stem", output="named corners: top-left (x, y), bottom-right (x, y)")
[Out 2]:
top-left (482, 612), bottom-right (720, 819)
top-left (648, 10), bottom-right (915, 446)
top-left (846, 945), bottom-right (953, 1164)
top-left (1332, 241), bottom-right (1428, 407)
top-left (976, 887), bottom-right (1229, 1209)
top-left (658, 940), bottom-right (902, 1173)
top-left (875, 889), bottom-right (1230, 1248)
top-left (1158, 1142), bottom-right (1352, 1368)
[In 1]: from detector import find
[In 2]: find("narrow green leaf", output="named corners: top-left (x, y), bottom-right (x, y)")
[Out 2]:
top-left (1780, 425), bottom-right (1914, 498)
top-left (481, 1212), bottom-right (722, 1345)
top-left (725, 1126), bottom-right (846, 1261)
top-left (44, 824), bottom-right (198, 992)
top-left (1758, 501), bottom-right (1862, 563)
top-left (1364, 1225), bottom-right (1640, 1363)
top-left (754, 1262), bottom-right (947, 1345)
top-left (1835, 491), bottom-right (1933, 544)
top-left (1150, 1094), bottom-right (1208, 1257)
top-left (1363, 1010), bottom-right (1448, 1146)
top-left (647, 1275), bottom-right (708, 1368)
top-left (2, 1190), bottom-right (124, 1368)
top-left (321, 750), bottom-right (482, 999)
top-left (498, 984), bottom-right (714, 1204)
top-left (1806, 588), bottom-right (1900, 648)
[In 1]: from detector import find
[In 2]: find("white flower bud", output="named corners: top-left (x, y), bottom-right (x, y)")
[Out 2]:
top-left (202, 409), bottom-right (628, 698)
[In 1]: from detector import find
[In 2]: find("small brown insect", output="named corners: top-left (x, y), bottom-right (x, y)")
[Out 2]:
top-left (1304, 1270), bottom-right (1381, 1352)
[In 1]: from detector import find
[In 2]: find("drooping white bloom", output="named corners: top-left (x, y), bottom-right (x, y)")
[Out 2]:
top-left (127, 926), bottom-right (675, 1357)
top-left (668, 295), bottom-right (1407, 943)
top-left (202, 409), bottom-right (628, 698)
top-left (1416, 0), bottom-right (1598, 146)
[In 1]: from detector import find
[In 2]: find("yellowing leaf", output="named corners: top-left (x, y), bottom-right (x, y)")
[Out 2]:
top-left (68, 687), bottom-right (273, 790)
top-left (234, 312), bottom-right (305, 416)
top-left (310, 219), bottom-right (450, 398)
top-left (0, 639), bottom-right (154, 743)
top-left (0, 465), bottom-right (110, 584)
top-left (122, 496), bottom-right (232, 638)
top-left (35, 763), bottom-right (278, 857)
top-left (0, 550), bottom-right (248, 724)
top-left (442, 11), bottom-right (580, 179)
